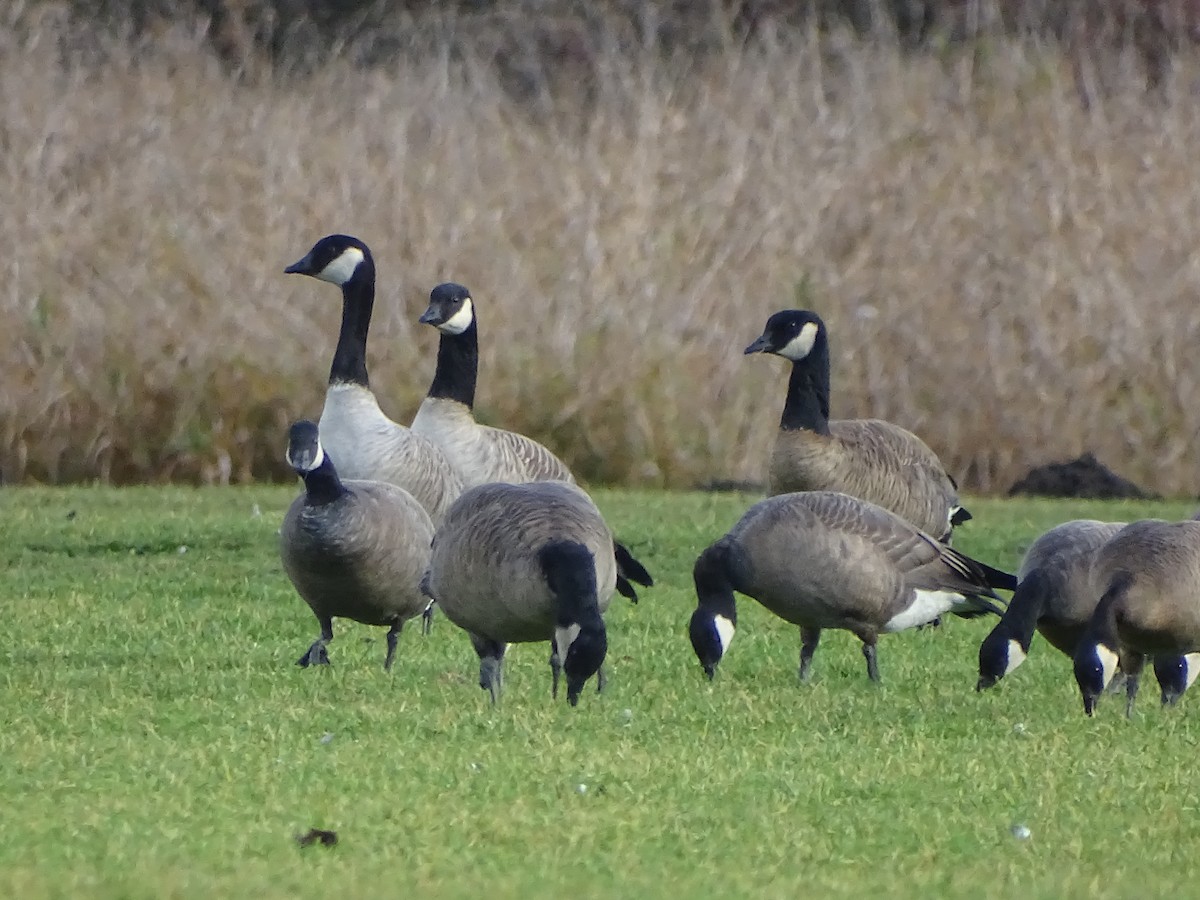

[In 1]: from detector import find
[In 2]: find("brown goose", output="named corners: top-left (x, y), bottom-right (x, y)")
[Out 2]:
top-left (280, 420), bottom-right (435, 671)
top-left (422, 481), bottom-right (617, 705)
top-left (1074, 517), bottom-right (1200, 716)
top-left (688, 491), bottom-right (1006, 684)
top-left (284, 235), bottom-right (464, 528)
top-left (744, 309), bottom-right (973, 547)
top-left (412, 282), bottom-right (653, 603)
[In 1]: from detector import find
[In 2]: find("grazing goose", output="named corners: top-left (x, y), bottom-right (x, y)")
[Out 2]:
top-left (1074, 518), bottom-right (1200, 716)
top-left (284, 235), bottom-right (463, 526)
top-left (689, 491), bottom-right (1006, 684)
top-left (422, 481), bottom-right (616, 705)
top-left (744, 310), bottom-right (982, 551)
top-left (977, 520), bottom-right (1127, 691)
top-left (279, 420), bottom-right (435, 670)
top-left (1153, 653), bottom-right (1200, 707)
top-left (412, 281), bottom-right (654, 603)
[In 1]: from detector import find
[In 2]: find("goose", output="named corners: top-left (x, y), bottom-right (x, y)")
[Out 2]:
top-left (422, 480), bottom-right (617, 705)
top-left (977, 520), bottom-right (1126, 690)
top-left (744, 310), bottom-right (990, 555)
top-left (1074, 517), bottom-right (1200, 716)
top-left (688, 490), bottom-right (1006, 684)
top-left (279, 420), bottom-right (435, 670)
top-left (284, 235), bottom-right (464, 528)
top-left (411, 281), bottom-right (653, 603)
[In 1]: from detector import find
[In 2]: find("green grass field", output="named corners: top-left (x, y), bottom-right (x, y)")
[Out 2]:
top-left (4, 486), bottom-right (1200, 898)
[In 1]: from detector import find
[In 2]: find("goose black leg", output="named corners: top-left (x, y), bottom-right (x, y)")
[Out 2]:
top-left (1123, 653), bottom-right (1146, 719)
top-left (383, 622), bottom-right (402, 671)
top-left (799, 627), bottom-right (821, 682)
top-left (596, 664), bottom-right (607, 695)
top-left (421, 600), bottom-right (435, 636)
top-left (862, 640), bottom-right (880, 683)
top-left (470, 634), bottom-right (507, 705)
top-left (550, 648), bottom-right (563, 699)
top-left (298, 617), bottom-right (334, 667)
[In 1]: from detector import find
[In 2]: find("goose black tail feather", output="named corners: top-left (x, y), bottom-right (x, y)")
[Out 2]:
top-left (975, 561), bottom-right (1018, 593)
top-left (614, 541), bottom-right (653, 604)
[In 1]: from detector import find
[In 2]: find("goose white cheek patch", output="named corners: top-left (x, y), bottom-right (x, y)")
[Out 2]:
top-left (1185, 653), bottom-right (1200, 690)
top-left (1004, 639), bottom-right (1027, 676)
top-left (288, 440), bottom-right (324, 472)
top-left (713, 614), bottom-right (735, 656)
top-left (777, 321), bottom-right (819, 361)
top-left (1096, 644), bottom-right (1120, 689)
top-left (317, 246), bottom-right (365, 285)
top-left (439, 298), bottom-right (475, 335)
top-left (555, 623), bottom-right (582, 660)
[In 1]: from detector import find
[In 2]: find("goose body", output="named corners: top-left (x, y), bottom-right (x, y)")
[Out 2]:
top-left (689, 490), bottom-right (1006, 684)
top-left (285, 235), bottom-right (463, 525)
top-left (1074, 518), bottom-right (1200, 716)
top-left (423, 480), bottom-right (616, 704)
top-left (745, 310), bottom-right (973, 546)
top-left (412, 282), bottom-right (653, 602)
top-left (279, 421), bottom-right (435, 670)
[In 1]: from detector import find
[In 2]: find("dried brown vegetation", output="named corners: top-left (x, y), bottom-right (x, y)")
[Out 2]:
top-left (4, 10), bottom-right (1200, 493)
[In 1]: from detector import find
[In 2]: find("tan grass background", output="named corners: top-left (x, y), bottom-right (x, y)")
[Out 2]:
top-left (4, 14), bottom-right (1200, 493)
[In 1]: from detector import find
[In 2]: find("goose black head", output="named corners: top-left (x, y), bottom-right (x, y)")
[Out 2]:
top-left (1154, 653), bottom-right (1200, 707)
top-left (744, 310), bottom-right (826, 361)
top-left (419, 282), bottom-right (475, 335)
top-left (285, 420), bottom-right (325, 475)
top-left (285, 235), bottom-right (373, 287)
top-left (688, 605), bottom-right (733, 680)
top-left (976, 628), bottom-right (1028, 691)
top-left (1073, 639), bottom-right (1119, 716)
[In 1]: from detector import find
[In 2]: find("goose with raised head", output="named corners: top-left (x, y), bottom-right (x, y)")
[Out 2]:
top-left (422, 481), bottom-right (617, 705)
top-left (284, 235), bottom-right (463, 527)
top-left (412, 281), bottom-right (653, 603)
top-left (279, 420), bottom-right (435, 670)
top-left (744, 310), bottom-right (987, 554)
top-left (1074, 517), bottom-right (1200, 717)
top-left (689, 490), bottom-right (1006, 685)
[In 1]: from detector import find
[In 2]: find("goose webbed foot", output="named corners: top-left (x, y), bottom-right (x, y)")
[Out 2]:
top-left (297, 618), bottom-right (333, 667)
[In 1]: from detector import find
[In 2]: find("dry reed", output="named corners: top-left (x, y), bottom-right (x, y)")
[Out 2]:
top-left (4, 14), bottom-right (1200, 493)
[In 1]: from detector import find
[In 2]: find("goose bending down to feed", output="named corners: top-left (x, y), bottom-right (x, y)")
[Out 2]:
top-left (744, 311), bottom-right (1001, 567)
top-left (279, 420), bottom-right (435, 671)
top-left (411, 281), bottom-right (653, 603)
top-left (1074, 517), bottom-right (1200, 717)
top-left (689, 491), bottom-right (1007, 684)
top-left (422, 481), bottom-right (617, 705)
top-left (978, 520), bottom-right (1128, 691)
top-left (284, 235), bottom-right (463, 528)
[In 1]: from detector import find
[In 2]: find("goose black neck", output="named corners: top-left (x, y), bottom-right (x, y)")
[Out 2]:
top-left (426, 320), bottom-right (479, 408)
top-left (329, 268), bottom-right (375, 388)
top-left (301, 456), bottom-right (348, 506)
top-left (996, 570), bottom-right (1048, 647)
top-left (693, 545), bottom-right (739, 621)
top-left (780, 348), bottom-right (832, 434)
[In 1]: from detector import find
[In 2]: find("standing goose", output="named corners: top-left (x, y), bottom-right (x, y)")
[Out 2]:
top-left (412, 282), bottom-right (653, 602)
top-left (422, 481), bottom-right (616, 705)
top-left (284, 235), bottom-right (464, 526)
top-left (688, 491), bottom-right (1007, 684)
top-left (280, 420), bottom-right (435, 670)
top-left (744, 310), bottom-right (985, 552)
top-left (1074, 518), bottom-right (1200, 716)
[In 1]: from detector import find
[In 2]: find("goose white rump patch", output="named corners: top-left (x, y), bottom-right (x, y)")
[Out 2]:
top-left (713, 614), bottom-right (735, 656)
top-left (439, 297), bottom-right (475, 335)
top-left (318, 246), bottom-right (365, 285)
top-left (883, 589), bottom-right (960, 632)
top-left (778, 321), bottom-right (819, 361)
